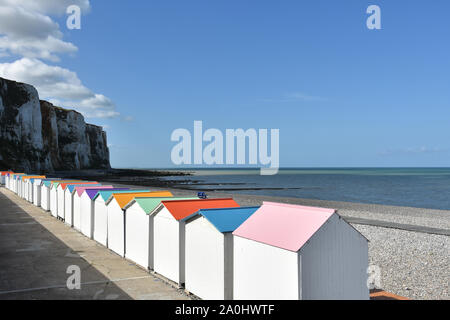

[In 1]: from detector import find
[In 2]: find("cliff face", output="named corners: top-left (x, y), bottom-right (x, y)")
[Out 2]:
top-left (0, 77), bottom-right (110, 172)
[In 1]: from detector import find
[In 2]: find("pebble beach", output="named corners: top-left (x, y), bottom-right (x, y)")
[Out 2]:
top-left (119, 184), bottom-right (450, 300)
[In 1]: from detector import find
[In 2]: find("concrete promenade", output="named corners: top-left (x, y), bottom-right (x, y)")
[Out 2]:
top-left (0, 187), bottom-right (190, 300)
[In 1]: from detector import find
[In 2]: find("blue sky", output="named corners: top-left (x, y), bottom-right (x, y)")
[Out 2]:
top-left (1, 1), bottom-right (449, 168)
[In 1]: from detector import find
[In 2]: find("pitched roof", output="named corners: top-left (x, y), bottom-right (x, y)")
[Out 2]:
top-left (83, 186), bottom-right (115, 199)
top-left (184, 207), bottom-right (259, 233)
top-left (31, 178), bottom-right (50, 184)
top-left (22, 176), bottom-right (46, 181)
top-left (128, 197), bottom-right (198, 214)
top-left (75, 185), bottom-right (114, 199)
top-left (60, 181), bottom-right (98, 190)
top-left (67, 183), bottom-right (103, 193)
top-left (158, 198), bottom-right (240, 221)
top-left (94, 189), bottom-right (149, 202)
top-left (110, 191), bottom-right (174, 209)
top-left (232, 202), bottom-right (336, 252)
top-left (43, 179), bottom-right (62, 187)
top-left (52, 180), bottom-right (80, 188)
top-left (75, 185), bottom-right (112, 197)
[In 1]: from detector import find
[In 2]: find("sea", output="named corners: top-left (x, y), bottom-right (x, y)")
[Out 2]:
top-left (159, 168), bottom-right (450, 210)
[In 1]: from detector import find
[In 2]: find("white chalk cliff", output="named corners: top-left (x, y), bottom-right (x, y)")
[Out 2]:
top-left (0, 77), bottom-right (110, 172)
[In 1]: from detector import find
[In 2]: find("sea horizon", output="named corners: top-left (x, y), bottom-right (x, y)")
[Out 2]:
top-left (129, 167), bottom-right (450, 211)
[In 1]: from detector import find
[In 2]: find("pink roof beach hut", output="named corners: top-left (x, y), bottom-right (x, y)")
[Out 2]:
top-left (232, 202), bottom-right (369, 300)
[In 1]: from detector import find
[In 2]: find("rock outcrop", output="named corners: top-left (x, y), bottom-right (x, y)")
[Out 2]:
top-left (0, 77), bottom-right (110, 172)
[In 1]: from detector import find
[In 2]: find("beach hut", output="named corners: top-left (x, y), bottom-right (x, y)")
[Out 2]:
top-left (182, 207), bottom-right (259, 300)
top-left (16, 174), bottom-right (25, 196)
top-left (232, 202), bottom-right (369, 300)
top-left (93, 189), bottom-right (150, 246)
top-left (19, 175), bottom-right (34, 198)
top-left (5, 172), bottom-right (13, 189)
top-left (22, 176), bottom-right (45, 202)
top-left (64, 183), bottom-right (102, 227)
top-left (4, 172), bottom-right (10, 188)
top-left (33, 178), bottom-right (53, 207)
top-left (150, 198), bottom-right (240, 286)
top-left (56, 181), bottom-right (98, 220)
top-left (40, 179), bottom-right (61, 211)
top-left (106, 191), bottom-right (174, 257)
top-left (1, 171), bottom-right (12, 185)
top-left (50, 180), bottom-right (80, 217)
top-left (78, 186), bottom-right (115, 238)
top-left (25, 178), bottom-right (34, 202)
top-left (123, 197), bottom-right (198, 270)
top-left (12, 174), bottom-right (23, 194)
top-left (26, 179), bottom-right (33, 202)
top-left (6, 172), bottom-right (20, 190)
top-left (13, 174), bottom-right (26, 194)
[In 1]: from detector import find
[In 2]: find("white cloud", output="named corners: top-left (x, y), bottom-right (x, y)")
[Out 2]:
top-left (0, 3), bottom-right (78, 61)
top-left (0, 0), bottom-right (91, 15)
top-left (0, 1), bottom-right (121, 119)
top-left (0, 58), bottom-right (118, 119)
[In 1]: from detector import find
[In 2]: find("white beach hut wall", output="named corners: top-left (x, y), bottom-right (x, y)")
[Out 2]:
top-left (26, 179), bottom-right (33, 202)
top-left (182, 206), bottom-right (259, 300)
top-left (0, 172), bottom-right (9, 185)
top-left (40, 179), bottom-right (62, 211)
top-left (79, 186), bottom-right (115, 238)
top-left (232, 202), bottom-right (369, 300)
top-left (123, 196), bottom-right (198, 270)
top-left (150, 198), bottom-right (240, 287)
top-left (106, 191), bottom-right (173, 257)
top-left (15, 174), bottom-right (26, 194)
top-left (5, 172), bottom-right (11, 189)
top-left (33, 179), bottom-right (53, 207)
top-left (57, 181), bottom-right (98, 220)
top-left (22, 176), bottom-right (45, 202)
top-left (92, 189), bottom-right (136, 246)
top-left (18, 175), bottom-right (32, 198)
top-left (64, 183), bottom-right (102, 227)
top-left (52, 181), bottom-right (82, 218)
top-left (4, 172), bottom-right (10, 188)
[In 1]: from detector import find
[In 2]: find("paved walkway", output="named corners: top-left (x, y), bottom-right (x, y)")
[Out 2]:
top-left (0, 187), bottom-right (190, 300)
